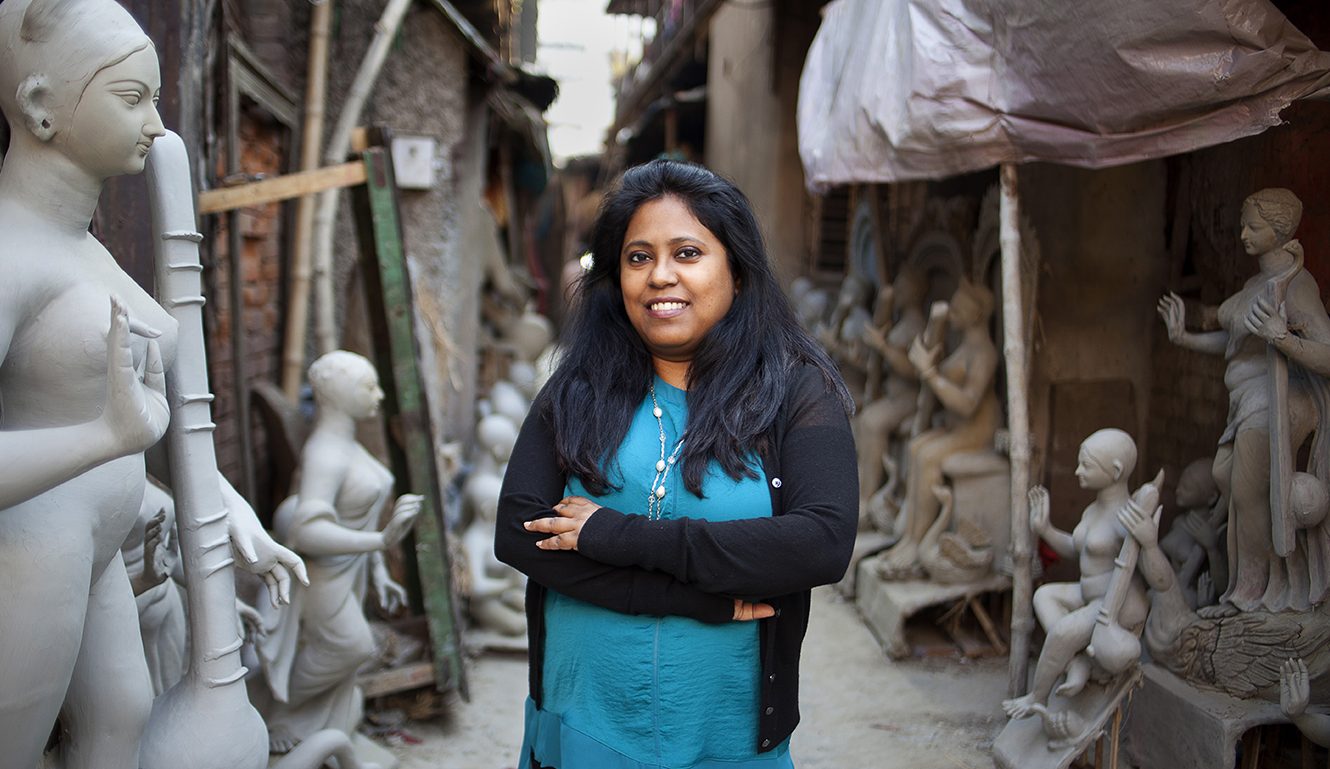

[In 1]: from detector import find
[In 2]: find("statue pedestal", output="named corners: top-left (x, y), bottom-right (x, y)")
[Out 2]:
top-left (1122, 663), bottom-right (1286, 769)
top-left (855, 557), bottom-right (1009, 658)
top-left (993, 668), bottom-right (1140, 769)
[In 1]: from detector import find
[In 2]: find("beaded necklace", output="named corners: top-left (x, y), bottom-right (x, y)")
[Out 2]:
top-left (647, 384), bottom-right (686, 521)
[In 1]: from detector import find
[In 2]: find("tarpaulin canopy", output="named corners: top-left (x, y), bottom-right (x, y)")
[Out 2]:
top-left (798, 0), bottom-right (1330, 188)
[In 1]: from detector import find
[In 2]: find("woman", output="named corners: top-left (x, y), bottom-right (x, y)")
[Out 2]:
top-left (0, 2), bottom-right (302, 766)
top-left (495, 160), bottom-right (858, 769)
top-left (259, 351), bottom-right (422, 753)
top-left (1158, 188), bottom-right (1330, 614)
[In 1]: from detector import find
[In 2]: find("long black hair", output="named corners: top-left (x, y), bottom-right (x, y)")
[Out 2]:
top-left (542, 159), bottom-right (852, 496)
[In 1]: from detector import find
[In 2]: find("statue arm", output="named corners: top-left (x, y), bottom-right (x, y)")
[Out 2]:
top-left (283, 445), bottom-right (387, 556)
top-left (1136, 536), bottom-right (1177, 593)
top-left (1266, 281), bottom-right (1330, 377)
top-left (1159, 292), bottom-right (1227, 354)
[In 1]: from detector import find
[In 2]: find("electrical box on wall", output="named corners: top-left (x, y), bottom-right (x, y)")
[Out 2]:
top-left (391, 135), bottom-right (438, 190)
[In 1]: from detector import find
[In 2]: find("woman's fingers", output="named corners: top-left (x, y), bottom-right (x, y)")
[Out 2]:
top-left (732, 599), bottom-right (776, 621)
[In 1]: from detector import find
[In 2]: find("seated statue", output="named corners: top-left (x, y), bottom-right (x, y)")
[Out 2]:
top-left (462, 414), bottom-right (526, 637)
top-left (877, 279), bottom-right (1000, 577)
top-left (818, 273), bottom-right (874, 402)
top-left (257, 352), bottom-right (422, 756)
top-left (1157, 458), bottom-right (1226, 610)
top-left (1002, 430), bottom-right (1158, 730)
top-left (855, 267), bottom-right (927, 528)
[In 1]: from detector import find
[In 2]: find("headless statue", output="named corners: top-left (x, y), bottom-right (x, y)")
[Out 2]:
top-left (0, 2), bottom-right (303, 766)
top-left (258, 351), bottom-right (421, 756)
top-left (877, 279), bottom-right (1000, 577)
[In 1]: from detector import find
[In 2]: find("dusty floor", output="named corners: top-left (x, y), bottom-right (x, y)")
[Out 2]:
top-left (378, 587), bottom-right (1007, 769)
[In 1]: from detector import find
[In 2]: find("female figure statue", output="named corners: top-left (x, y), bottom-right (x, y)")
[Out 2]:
top-left (877, 278), bottom-right (1000, 576)
top-left (258, 351), bottom-right (422, 754)
top-left (1001, 429), bottom-right (1151, 720)
top-left (855, 267), bottom-right (927, 526)
top-left (0, 2), bottom-right (302, 766)
top-left (1158, 188), bottom-right (1330, 614)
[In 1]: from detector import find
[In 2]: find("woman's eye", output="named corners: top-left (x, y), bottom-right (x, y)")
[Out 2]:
top-left (678, 247), bottom-right (701, 259)
top-left (626, 252), bottom-right (650, 265)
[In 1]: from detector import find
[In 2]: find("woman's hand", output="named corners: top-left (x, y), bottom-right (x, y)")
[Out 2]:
top-left (525, 496), bottom-right (601, 551)
top-left (1158, 292), bottom-right (1187, 343)
top-left (381, 493), bottom-right (424, 548)
top-left (732, 599), bottom-right (775, 621)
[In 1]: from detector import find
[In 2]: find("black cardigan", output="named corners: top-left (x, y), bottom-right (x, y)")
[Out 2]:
top-left (493, 362), bottom-right (858, 753)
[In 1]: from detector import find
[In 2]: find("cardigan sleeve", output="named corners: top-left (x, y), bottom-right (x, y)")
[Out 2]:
top-left (493, 390), bottom-right (734, 623)
top-left (576, 365), bottom-right (859, 599)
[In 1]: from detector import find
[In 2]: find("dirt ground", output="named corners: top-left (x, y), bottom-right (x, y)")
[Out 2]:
top-left (376, 587), bottom-right (1008, 769)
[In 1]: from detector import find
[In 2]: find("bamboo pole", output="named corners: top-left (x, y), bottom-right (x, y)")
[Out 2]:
top-left (1001, 163), bottom-right (1035, 697)
top-left (312, 0), bottom-right (415, 357)
top-left (280, 0), bottom-right (333, 399)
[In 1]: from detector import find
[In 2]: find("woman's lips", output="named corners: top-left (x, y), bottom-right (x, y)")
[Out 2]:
top-left (646, 299), bottom-right (688, 319)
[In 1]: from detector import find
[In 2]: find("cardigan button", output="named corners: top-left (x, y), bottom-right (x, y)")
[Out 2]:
top-left (768, 673), bottom-right (776, 682)
top-left (761, 739), bottom-right (771, 748)
top-left (771, 477), bottom-right (782, 488)
top-left (765, 706), bottom-right (775, 715)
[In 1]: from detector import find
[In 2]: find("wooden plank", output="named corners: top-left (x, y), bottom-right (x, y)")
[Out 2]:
top-left (197, 161), bottom-right (367, 214)
top-left (358, 661), bottom-right (437, 699)
top-left (352, 148), bottom-right (468, 700)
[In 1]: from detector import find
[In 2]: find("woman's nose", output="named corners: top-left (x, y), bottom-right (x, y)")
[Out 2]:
top-left (647, 260), bottom-right (677, 287)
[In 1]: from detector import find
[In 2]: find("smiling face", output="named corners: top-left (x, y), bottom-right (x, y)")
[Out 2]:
top-left (1239, 202), bottom-right (1282, 257)
top-left (620, 195), bottom-right (736, 367)
top-left (63, 45), bottom-right (164, 179)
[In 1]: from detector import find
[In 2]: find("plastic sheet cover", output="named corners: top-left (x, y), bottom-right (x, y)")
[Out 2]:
top-left (797, 0), bottom-right (1330, 188)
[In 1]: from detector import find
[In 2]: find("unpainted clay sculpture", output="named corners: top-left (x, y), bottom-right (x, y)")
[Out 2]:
top-left (855, 267), bottom-right (927, 529)
top-left (917, 484), bottom-right (994, 583)
top-left (461, 413), bottom-right (526, 637)
top-left (1158, 187), bottom-right (1330, 614)
top-left (876, 279), bottom-right (1001, 578)
top-left (996, 430), bottom-right (1163, 766)
top-left (122, 481), bottom-right (187, 696)
top-left (1157, 458), bottom-right (1227, 610)
top-left (258, 351), bottom-right (422, 757)
top-left (1280, 658), bottom-right (1330, 747)
top-left (818, 273), bottom-right (874, 401)
top-left (0, 2), bottom-right (304, 766)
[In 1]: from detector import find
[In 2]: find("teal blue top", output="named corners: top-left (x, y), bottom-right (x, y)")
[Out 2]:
top-left (519, 377), bottom-right (794, 769)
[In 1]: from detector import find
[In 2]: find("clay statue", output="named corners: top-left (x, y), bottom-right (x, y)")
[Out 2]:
top-left (461, 414), bottom-right (527, 637)
top-left (0, 2), bottom-right (304, 766)
top-left (1158, 188), bottom-right (1330, 614)
top-left (122, 481), bottom-right (187, 695)
top-left (855, 268), bottom-right (927, 528)
top-left (818, 273), bottom-right (874, 400)
top-left (917, 484), bottom-right (994, 583)
top-left (997, 430), bottom-right (1163, 763)
top-left (1157, 458), bottom-right (1227, 609)
top-left (876, 279), bottom-right (1000, 577)
top-left (258, 351), bottom-right (422, 757)
top-left (1133, 469), bottom-right (1330, 700)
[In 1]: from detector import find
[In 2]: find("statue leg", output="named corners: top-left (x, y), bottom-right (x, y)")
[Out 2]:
top-left (856, 396), bottom-right (915, 515)
top-left (879, 431), bottom-right (946, 571)
top-left (58, 551), bottom-right (153, 769)
top-left (0, 534), bottom-right (90, 769)
top-left (1002, 602), bottom-right (1098, 718)
top-left (1225, 428), bottom-right (1279, 612)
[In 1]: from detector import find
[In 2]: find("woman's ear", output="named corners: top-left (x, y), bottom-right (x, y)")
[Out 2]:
top-left (17, 74), bottom-right (56, 142)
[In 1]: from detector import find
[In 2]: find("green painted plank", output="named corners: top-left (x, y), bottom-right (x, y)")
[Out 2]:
top-left (354, 147), bottom-right (468, 699)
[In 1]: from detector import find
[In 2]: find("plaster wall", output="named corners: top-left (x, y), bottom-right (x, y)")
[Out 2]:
top-left (704, 3), bottom-right (813, 286)
top-left (326, 3), bottom-right (481, 448)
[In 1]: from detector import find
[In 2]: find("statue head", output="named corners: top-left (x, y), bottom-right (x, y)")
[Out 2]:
top-left (892, 267), bottom-right (927, 310)
top-left (476, 413), bottom-right (518, 464)
top-left (948, 277), bottom-right (994, 329)
top-left (1175, 458), bottom-right (1220, 510)
top-left (0, 0), bottom-right (162, 179)
top-left (1240, 188), bottom-right (1301, 256)
top-left (1076, 428), bottom-right (1137, 490)
top-left (835, 273), bottom-right (872, 312)
top-left (308, 351), bottom-right (383, 419)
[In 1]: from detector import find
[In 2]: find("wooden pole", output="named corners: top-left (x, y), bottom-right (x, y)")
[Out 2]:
top-left (312, 0), bottom-right (415, 358)
top-left (1001, 163), bottom-right (1035, 697)
top-left (280, 0), bottom-right (333, 398)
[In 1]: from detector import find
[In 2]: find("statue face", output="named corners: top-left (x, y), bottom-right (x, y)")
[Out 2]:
top-left (62, 45), bottom-right (164, 179)
top-left (948, 289), bottom-right (983, 329)
top-left (325, 365), bottom-right (382, 419)
top-left (1075, 445), bottom-right (1116, 490)
top-left (1239, 202), bottom-right (1282, 257)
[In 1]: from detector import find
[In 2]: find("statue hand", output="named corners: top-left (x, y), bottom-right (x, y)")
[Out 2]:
top-left (862, 324), bottom-right (890, 354)
top-left (907, 336), bottom-right (940, 375)
top-left (1244, 293), bottom-right (1289, 343)
top-left (229, 509), bottom-right (309, 607)
top-left (100, 297), bottom-right (169, 456)
top-left (142, 507), bottom-right (175, 587)
top-left (1118, 500), bottom-right (1160, 549)
top-left (373, 568), bottom-right (409, 614)
top-left (1178, 509), bottom-right (1219, 549)
top-left (235, 598), bottom-right (264, 642)
top-left (1281, 658), bottom-right (1311, 717)
top-left (1196, 571), bottom-right (1216, 608)
top-left (1157, 292), bottom-right (1187, 343)
top-left (381, 493), bottom-right (424, 548)
top-left (1028, 485), bottom-right (1051, 536)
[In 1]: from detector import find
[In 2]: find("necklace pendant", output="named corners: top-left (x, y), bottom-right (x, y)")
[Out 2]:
top-left (654, 486), bottom-right (667, 499)
top-left (653, 406), bottom-right (663, 418)
top-left (656, 459), bottom-right (666, 472)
